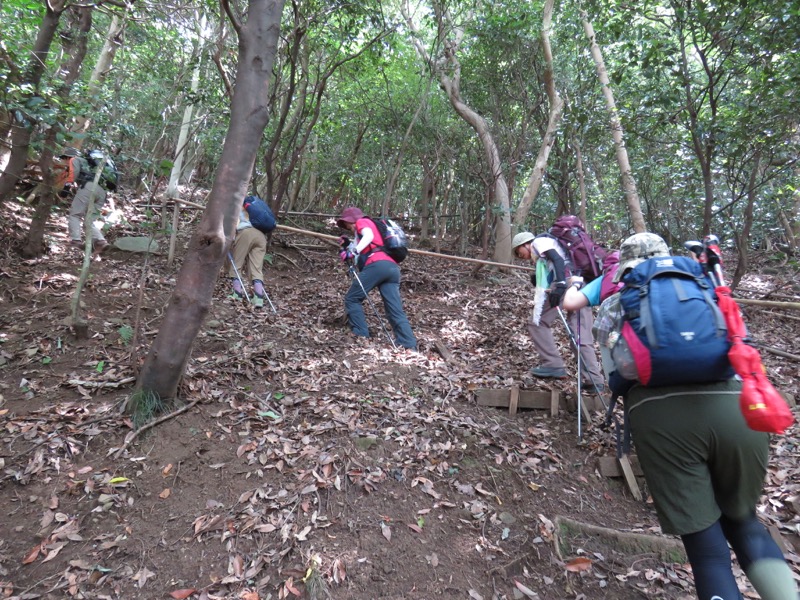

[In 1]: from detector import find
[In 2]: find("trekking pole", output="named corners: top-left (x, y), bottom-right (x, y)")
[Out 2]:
top-left (227, 253), bottom-right (251, 303)
top-left (556, 307), bottom-right (607, 401)
top-left (577, 310), bottom-right (583, 440)
top-left (262, 287), bottom-right (277, 313)
top-left (556, 307), bottom-right (582, 439)
top-left (347, 260), bottom-right (398, 350)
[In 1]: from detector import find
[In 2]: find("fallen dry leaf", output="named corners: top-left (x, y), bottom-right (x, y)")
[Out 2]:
top-left (381, 522), bottom-right (391, 541)
top-left (565, 557), bottom-right (593, 572)
top-left (169, 589), bottom-right (197, 599)
top-left (22, 543), bottom-right (42, 564)
top-left (159, 488), bottom-right (171, 499)
top-left (407, 523), bottom-right (423, 534)
top-left (513, 579), bottom-right (539, 598)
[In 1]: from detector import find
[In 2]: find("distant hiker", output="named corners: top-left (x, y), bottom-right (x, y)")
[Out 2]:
top-left (566, 232), bottom-right (798, 600)
top-left (66, 149), bottom-right (114, 255)
top-left (512, 231), bottom-right (603, 390)
top-left (336, 206), bottom-right (417, 350)
top-left (54, 147), bottom-right (84, 197)
top-left (228, 198), bottom-right (268, 308)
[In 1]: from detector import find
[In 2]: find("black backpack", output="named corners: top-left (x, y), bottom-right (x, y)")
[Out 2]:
top-left (369, 217), bottom-right (408, 263)
top-left (76, 150), bottom-right (118, 191)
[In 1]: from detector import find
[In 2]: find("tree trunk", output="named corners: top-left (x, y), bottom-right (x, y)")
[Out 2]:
top-left (135, 0), bottom-right (286, 404)
top-left (512, 0), bottom-right (563, 229)
top-left (731, 150), bottom-right (762, 290)
top-left (0, 0), bottom-right (67, 202)
top-left (574, 140), bottom-right (587, 226)
top-left (70, 12), bottom-right (126, 142)
top-left (23, 5), bottom-right (94, 258)
top-left (581, 11), bottom-right (645, 233)
top-left (384, 83), bottom-right (429, 215)
top-left (403, 1), bottom-right (512, 264)
top-left (166, 15), bottom-right (205, 200)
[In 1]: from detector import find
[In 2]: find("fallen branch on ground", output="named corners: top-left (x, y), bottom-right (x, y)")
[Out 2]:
top-left (114, 398), bottom-right (200, 458)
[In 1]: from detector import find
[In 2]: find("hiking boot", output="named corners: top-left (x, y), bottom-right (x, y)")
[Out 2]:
top-left (93, 240), bottom-right (109, 254)
top-left (530, 366), bottom-right (567, 379)
top-left (582, 381), bottom-right (606, 394)
top-left (251, 295), bottom-right (264, 308)
top-left (228, 292), bottom-right (244, 301)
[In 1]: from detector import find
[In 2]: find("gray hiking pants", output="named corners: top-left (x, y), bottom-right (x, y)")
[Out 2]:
top-left (68, 182), bottom-right (107, 242)
top-left (527, 304), bottom-right (603, 384)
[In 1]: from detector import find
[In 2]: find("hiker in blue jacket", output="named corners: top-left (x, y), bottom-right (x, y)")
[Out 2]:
top-left (565, 232), bottom-right (797, 600)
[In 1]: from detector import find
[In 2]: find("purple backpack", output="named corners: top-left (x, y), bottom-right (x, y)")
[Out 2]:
top-left (547, 215), bottom-right (608, 282)
top-left (599, 251), bottom-right (623, 301)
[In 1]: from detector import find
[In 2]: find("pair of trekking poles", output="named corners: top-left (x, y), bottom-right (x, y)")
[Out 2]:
top-left (554, 307), bottom-right (607, 440)
top-left (340, 238), bottom-right (399, 350)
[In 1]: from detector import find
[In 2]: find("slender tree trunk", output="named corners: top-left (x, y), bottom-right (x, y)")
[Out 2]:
top-left (135, 0), bottom-right (286, 404)
top-left (581, 11), bottom-right (645, 233)
top-left (166, 16), bottom-right (205, 200)
top-left (791, 126), bottom-right (800, 248)
top-left (24, 5), bottom-right (93, 257)
top-left (574, 140), bottom-right (587, 226)
top-left (70, 12), bottom-right (126, 142)
top-left (419, 165), bottom-right (434, 242)
top-left (0, 0), bottom-right (67, 202)
top-left (384, 82), bottom-right (429, 215)
top-left (512, 0), bottom-right (563, 229)
top-left (731, 150), bottom-right (762, 289)
top-left (403, 1), bottom-right (512, 264)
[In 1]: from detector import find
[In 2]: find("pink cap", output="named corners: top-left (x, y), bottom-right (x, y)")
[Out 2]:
top-left (336, 206), bottom-right (364, 228)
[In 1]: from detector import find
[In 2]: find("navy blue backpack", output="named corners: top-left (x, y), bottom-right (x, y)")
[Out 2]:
top-left (244, 196), bottom-right (276, 234)
top-left (611, 255), bottom-right (733, 387)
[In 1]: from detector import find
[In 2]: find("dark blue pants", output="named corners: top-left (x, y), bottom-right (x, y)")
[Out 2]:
top-left (345, 260), bottom-right (417, 350)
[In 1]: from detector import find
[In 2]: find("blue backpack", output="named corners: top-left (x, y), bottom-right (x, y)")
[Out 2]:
top-left (244, 196), bottom-right (276, 234)
top-left (611, 255), bottom-right (733, 387)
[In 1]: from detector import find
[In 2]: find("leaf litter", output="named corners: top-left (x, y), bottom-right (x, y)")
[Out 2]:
top-left (0, 203), bottom-right (798, 599)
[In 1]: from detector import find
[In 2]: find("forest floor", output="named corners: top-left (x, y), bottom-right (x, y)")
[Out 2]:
top-left (0, 195), bottom-right (799, 600)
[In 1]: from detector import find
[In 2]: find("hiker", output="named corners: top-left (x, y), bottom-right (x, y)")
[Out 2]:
top-left (67, 158), bottom-right (111, 255)
top-left (228, 200), bottom-right (268, 308)
top-left (54, 147), bottom-right (83, 197)
top-left (512, 231), bottom-right (604, 390)
top-left (573, 232), bottom-right (798, 600)
top-left (336, 206), bottom-right (417, 350)
top-left (561, 251), bottom-right (623, 377)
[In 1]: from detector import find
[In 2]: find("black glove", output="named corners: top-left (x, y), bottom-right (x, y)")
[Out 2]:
top-left (549, 281), bottom-right (568, 308)
top-left (530, 271), bottom-right (537, 287)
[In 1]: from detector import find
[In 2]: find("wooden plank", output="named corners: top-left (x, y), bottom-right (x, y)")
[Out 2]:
top-left (476, 388), bottom-right (510, 407)
top-left (619, 455), bottom-right (643, 501)
top-left (597, 455), bottom-right (643, 478)
top-left (508, 386), bottom-right (519, 417)
top-left (476, 388), bottom-right (557, 409)
top-left (550, 389), bottom-right (560, 417)
top-left (579, 393), bottom-right (593, 425)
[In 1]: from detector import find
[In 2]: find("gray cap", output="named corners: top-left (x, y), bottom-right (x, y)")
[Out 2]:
top-left (512, 231), bottom-right (536, 249)
top-left (613, 233), bottom-right (670, 282)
